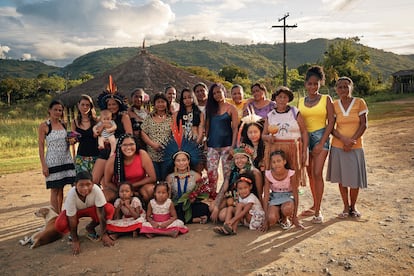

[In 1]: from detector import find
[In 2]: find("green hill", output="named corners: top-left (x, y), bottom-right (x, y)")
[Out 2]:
top-left (2, 39), bottom-right (414, 81)
top-left (0, 59), bottom-right (60, 79)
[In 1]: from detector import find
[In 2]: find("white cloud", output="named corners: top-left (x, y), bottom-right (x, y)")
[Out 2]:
top-left (0, 45), bottom-right (11, 59)
top-left (21, 53), bottom-right (32, 60)
top-left (0, 0), bottom-right (413, 65)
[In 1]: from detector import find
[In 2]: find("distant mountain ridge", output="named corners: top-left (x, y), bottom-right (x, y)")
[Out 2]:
top-left (1, 38), bottom-right (414, 81)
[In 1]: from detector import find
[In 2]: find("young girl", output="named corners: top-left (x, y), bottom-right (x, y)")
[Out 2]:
top-left (241, 121), bottom-right (265, 171)
top-left (174, 88), bottom-right (205, 144)
top-left (262, 150), bottom-right (302, 231)
top-left (106, 182), bottom-right (146, 239)
top-left (140, 182), bottom-right (188, 238)
top-left (213, 173), bottom-right (264, 235)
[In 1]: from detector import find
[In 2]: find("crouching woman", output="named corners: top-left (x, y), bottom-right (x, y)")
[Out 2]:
top-left (55, 171), bottom-right (115, 255)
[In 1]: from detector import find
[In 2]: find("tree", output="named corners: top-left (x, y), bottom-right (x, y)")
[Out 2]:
top-left (323, 38), bottom-right (372, 95)
top-left (218, 65), bottom-right (248, 83)
top-left (0, 78), bottom-right (20, 106)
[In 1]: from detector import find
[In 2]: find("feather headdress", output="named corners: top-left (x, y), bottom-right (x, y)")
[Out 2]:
top-left (97, 75), bottom-right (127, 111)
top-left (237, 105), bottom-right (263, 147)
top-left (163, 120), bottom-right (204, 174)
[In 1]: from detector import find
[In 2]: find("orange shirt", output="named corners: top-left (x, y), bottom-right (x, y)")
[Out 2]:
top-left (331, 98), bottom-right (368, 149)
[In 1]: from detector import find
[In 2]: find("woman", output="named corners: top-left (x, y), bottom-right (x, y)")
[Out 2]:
top-left (128, 88), bottom-right (148, 137)
top-left (210, 144), bottom-right (263, 223)
top-left (92, 89), bottom-right (133, 185)
top-left (128, 88), bottom-right (148, 149)
top-left (327, 77), bottom-right (368, 218)
top-left (141, 92), bottom-right (173, 180)
top-left (104, 134), bottom-right (156, 203)
top-left (298, 66), bottom-right (334, 224)
top-left (174, 88), bottom-right (204, 144)
top-left (38, 100), bottom-right (76, 213)
top-left (244, 83), bottom-right (276, 119)
top-left (227, 84), bottom-right (247, 120)
top-left (205, 83), bottom-right (239, 194)
top-left (193, 82), bottom-right (208, 115)
top-left (71, 94), bottom-right (99, 174)
top-left (263, 86), bottom-right (308, 188)
top-left (166, 151), bottom-right (210, 224)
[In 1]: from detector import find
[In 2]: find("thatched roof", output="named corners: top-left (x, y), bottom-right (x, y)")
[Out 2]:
top-left (58, 49), bottom-right (213, 108)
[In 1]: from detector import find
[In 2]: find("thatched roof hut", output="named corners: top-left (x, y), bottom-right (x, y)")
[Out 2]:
top-left (57, 49), bottom-right (213, 108)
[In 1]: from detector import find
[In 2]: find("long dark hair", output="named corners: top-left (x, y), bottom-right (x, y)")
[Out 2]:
top-left (176, 88), bottom-right (201, 126)
top-left (76, 94), bottom-right (97, 127)
top-left (114, 134), bottom-right (140, 186)
top-left (205, 83), bottom-right (226, 121)
top-left (241, 121), bottom-right (265, 169)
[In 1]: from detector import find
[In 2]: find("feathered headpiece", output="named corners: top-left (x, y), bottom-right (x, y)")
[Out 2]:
top-left (97, 75), bottom-right (127, 111)
top-left (237, 105), bottom-right (263, 147)
top-left (163, 120), bottom-right (204, 174)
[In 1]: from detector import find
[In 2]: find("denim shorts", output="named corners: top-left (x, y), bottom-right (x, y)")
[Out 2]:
top-left (309, 128), bottom-right (330, 151)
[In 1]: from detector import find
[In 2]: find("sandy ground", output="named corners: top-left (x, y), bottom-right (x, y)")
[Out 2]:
top-left (0, 115), bottom-right (413, 276)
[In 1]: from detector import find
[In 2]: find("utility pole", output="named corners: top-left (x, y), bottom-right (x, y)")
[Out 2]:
top-left (272, 13), bottom-right (297, 86)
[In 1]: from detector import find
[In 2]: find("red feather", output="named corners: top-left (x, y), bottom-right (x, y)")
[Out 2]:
top-left (172, 119), bottom-right (183, 150)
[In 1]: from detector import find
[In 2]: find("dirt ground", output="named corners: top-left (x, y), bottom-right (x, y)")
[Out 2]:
top-left (0, 115), bottom-right (413, 275)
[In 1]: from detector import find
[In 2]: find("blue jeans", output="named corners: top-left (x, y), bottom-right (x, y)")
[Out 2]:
top-left (309, 128), bottom-right (330, 151)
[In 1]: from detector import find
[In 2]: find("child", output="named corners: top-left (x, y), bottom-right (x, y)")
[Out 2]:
top-left (213, 173), bottom-right (264, 235)
top-left (262, 150), bottom-right (303, 231)
top-left (54, 171), bottom-right (115, 255)
top-left (106, 182), bottom-right (146, 239)
top-left (93, 109), bottom-right (117, 156)
top-left (140, 182), bottom-right (188, 238)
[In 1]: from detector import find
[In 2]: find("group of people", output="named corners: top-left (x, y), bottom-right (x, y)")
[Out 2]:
top-left (37, 65), bottom-right (368, 254)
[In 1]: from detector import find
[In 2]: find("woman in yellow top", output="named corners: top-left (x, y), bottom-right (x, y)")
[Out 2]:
top-left (298, 66), bottom-right (334, 224)
top-left (227, 84), bottom-right (247, 120)
top-left (327, 77), bottom-right (368, 218)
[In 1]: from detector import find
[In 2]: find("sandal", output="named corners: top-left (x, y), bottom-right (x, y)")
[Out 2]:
top-left (280, 219), bottom-right (292, 230)
top-left (350, 209), bottom-right (361, 218)
top-left (86, 232), bottom-right (101, 242)
top-left (223, 224), bottom-right (236, 235)
top-left (300, 209), bottom-right (315, 217)
top-left (337, 211), bottom-right (349, 219)
top-left (311, 214), bottom-right (324, 224)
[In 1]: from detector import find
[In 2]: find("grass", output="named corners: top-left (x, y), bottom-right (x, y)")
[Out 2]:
top-left (0, 93), bottom-right (413, 175)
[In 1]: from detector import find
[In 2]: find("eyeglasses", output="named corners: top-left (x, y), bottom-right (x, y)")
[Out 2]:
top-left (121, 143), bottom-right (136, 148)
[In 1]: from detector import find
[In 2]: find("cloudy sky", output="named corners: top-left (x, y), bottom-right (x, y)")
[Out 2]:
top-left (0, 0), bottom-right (413, 66)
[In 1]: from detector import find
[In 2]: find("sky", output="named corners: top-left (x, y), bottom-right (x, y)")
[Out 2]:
top-left (0, 0), bottom-right (413, 67)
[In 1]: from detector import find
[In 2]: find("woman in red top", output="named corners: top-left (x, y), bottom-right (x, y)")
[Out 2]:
top-left (104, 134), bottom-right (156, 203)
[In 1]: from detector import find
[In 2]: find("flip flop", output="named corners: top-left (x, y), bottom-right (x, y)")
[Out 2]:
top-left (223, 224), bottom-right (236, 235)
top-left (300, 209), bottom-right (315, 217)
top-left (337, 211), bottom-right (349, 219)
top-left (213, 226), bottom-right (231, 236)
top-left (86, 232), bottom-right (100, 242)
top-left (350, 210), bottom-right (361, 218)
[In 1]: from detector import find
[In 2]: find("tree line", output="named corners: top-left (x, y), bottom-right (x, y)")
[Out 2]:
top-left (0, 38), bottom-right (389, 107)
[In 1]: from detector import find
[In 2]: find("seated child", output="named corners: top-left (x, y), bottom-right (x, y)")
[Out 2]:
top-left (213, 172), bottom-right (265, 235)
top-left (54, 171), bottom-right (115, 255)
top-left (106, 182), bottom-right (146, 239)
top-left (140, 182), bottom-right (188, 238)
top-left (93, 109), bottom-right (117, 156)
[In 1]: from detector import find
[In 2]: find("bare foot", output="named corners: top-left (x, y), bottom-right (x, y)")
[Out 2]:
top-left (145, 233), bottom-right (154, 239)
top-left (132, 231), bottom-right (138, 239)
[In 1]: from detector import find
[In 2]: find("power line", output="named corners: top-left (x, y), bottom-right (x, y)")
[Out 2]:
top-left (272, 13), bottom-right (297, 86)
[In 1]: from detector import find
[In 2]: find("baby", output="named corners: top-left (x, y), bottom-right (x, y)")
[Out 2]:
top-left (93, 109), bottom-right (117, 155)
